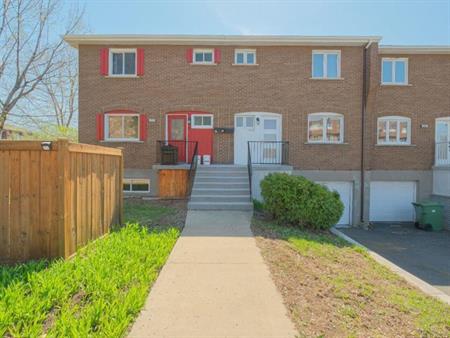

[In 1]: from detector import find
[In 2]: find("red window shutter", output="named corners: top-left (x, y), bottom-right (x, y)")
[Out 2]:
top-left (137, 48), bottom-right (144, 76)
top-left (139, 114), bottom-right (148, 141)
top-left (214, 48), bottom-right (221, 64)
top-left (100, 48), bottom-right (109, 75)
top-left (186, 48), bottom-right (193, 63)
top-left (96, 114), bottom-right (104, 141)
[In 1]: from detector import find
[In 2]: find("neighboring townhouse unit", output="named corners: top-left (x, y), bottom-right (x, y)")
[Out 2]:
top-left (64, 35), bottom-right (450, 228)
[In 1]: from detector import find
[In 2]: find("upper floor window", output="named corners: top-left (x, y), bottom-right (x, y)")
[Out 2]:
top-left (193, 49), bottom-right (214, 64)
top-left (105, 113), bottom-right (139, 141)
top-left (312, 50), bottom-right (341, 79)
top-left (382, 58), bottom-right (408, 85)
top-left (234, 49), bottom-right (256, 65)
top-left (308, 113), bottom-right (344, 143)
top-left (109, 49), bottom-right (136, 76)
top-left (192, 114), bottom-right (213, 128)
top-left (377, 116), bottom-right (411, 145)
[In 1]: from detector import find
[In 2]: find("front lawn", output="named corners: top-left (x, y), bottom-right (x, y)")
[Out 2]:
top-left (0, 199), bottom-right (185, 337)
top-left (252, 216), bottom-right (450, 337)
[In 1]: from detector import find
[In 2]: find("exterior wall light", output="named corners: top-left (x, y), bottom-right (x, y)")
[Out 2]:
top-left (41, 141), bottom-right (52, 151)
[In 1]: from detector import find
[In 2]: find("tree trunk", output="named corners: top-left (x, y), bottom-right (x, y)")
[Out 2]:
top-left (0, 110), bottom-right (8, 131)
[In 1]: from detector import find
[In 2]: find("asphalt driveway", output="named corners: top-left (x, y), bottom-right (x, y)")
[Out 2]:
top-left (341, 223), bottom-right (450, 296)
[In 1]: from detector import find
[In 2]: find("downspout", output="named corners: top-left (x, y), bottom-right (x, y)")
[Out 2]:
top-left (360, 41), bottom-right (371, 225)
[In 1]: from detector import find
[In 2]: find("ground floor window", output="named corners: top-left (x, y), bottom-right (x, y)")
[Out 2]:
top-left (308, 113), bottom-right (344, 143)
top-left (105, 113), bottom-right (140, 141)
top-left (123, 179), bottom-right (150, 193)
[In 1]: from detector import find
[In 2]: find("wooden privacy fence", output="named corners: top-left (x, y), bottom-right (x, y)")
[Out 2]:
top-left (0, 139), bottom-right (123, 264)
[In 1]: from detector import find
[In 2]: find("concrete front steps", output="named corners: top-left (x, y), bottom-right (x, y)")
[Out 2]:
top-left (188, 165), bottom-right (253, 210)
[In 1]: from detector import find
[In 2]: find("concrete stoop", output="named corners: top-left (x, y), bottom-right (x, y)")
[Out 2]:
top-left (188, 165), bottom-right (253, 211)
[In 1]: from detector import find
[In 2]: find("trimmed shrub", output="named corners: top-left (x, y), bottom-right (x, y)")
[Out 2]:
top-left (260, 173), bottom-right (344, 230)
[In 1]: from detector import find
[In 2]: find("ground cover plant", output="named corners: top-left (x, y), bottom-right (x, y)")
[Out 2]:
top-left (0, 199), bottom-right (186, 337)
top-left (260, 173), bottom-right (344, 230)
top-left (252, 215), bottom-right (450, 337)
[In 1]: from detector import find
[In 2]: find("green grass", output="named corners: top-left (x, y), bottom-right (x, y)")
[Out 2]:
top-left (0, 201), bottom-right (180, 337)
top-left (253, 218), bottom-right (450, 337)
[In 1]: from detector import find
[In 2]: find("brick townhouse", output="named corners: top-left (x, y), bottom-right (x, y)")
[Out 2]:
top-left (64, 35), bottom-right (450, 228)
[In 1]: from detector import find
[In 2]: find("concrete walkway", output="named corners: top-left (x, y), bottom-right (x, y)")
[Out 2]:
top-left (129, 210), bottom-right (296, 338)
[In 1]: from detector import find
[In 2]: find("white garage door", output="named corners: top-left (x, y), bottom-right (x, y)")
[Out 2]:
top-left (317, 181), bottom-right (353, 226)
top-left (370, 181), bottom-right (416, 222)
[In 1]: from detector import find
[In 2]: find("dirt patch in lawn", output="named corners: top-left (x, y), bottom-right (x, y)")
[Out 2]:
top-left (252, 213), bottom-right (450, 338)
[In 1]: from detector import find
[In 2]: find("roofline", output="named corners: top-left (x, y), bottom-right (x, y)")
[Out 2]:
top-left (64, 34), bottom-right (382, 48)
top-left (379, 45), bottom-right (450, 54)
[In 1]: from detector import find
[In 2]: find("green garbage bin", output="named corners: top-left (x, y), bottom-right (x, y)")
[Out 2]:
top-left (412, 201), bottom-right (444, 231)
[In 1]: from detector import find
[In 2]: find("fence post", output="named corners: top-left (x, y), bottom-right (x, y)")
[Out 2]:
top-left (118, 147), bottom-right (124, 226)
top-left (56, 139), bottom-right (71, 258)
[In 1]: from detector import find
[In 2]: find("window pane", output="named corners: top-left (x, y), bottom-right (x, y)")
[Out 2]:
top-left (382, 60), bottom-right (393, 83)
top-left (309, 118), bottom-right (323, 141)
top-left (388, 120), bottom-right (397, 142)
top-left (171, 119), bottom-right (184, 140)
top-left (108, 116), bottom-right (123, 138)
top-left (236, 117), bottom-right (243, 127)
top-left (327, 54), bottom-right (338, 78)
top-left (236, 53), bottom-right (244, 64)
top-left (245, 116), bottom-right (254, 128)
top-left (123, 183), bottom-right (131, 191)
top-left (399, 121), bottom-right (408, 142)
top-left (124, 52), bottom-right (136, 74)
top-left (124, 116), bottom-right (139, 139)
top-left (313, 54), bottom-right (324, 78)
top-left (204, 52), bottom-right (213, 62)
top-left (395, 61), bottom-right (406, 83)
top-left (195, 52), bottom-right (203, 62)
top-left (264, 119), bottom-right (276, 130)
top-left (378, 121), bottom-right (386, 143)
top-left (132, 183), bottom-right (149, 192)
top-left (326, 118), bottom-right (341, 142)
top-left (203, 116), bottom-right (212, 126)
top-left (247, 53), bottom-right (255, 64)
top-left (193, 116), bottom-right (202, 126)
top-left (112, 53), bottom-right (123, 75)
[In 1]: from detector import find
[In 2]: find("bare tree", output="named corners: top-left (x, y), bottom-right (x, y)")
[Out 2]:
top-left (0, 0), bottom-right (82, 131)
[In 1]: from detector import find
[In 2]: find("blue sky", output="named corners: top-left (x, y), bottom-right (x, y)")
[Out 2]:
top-left (78, 0), bottom-right (450, 45)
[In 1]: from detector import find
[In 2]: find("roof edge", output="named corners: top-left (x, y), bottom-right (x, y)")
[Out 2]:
top-left (64, 34), bottom-right (382, 48)
top-left (379, 45), bottom-right (450, 54)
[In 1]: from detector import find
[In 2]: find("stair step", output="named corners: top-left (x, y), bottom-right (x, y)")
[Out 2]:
top-left (194, 183), bottom-right (249, 190)
top-left (195, 177), bottom-right (248, 182)
top-left (190, 195), bottom-right (251, 203)
top-left (197, 166), bottom-right (246, 171)
top-left (196, 171), bottom-right (248, 176)
top-left (192, 188), bottom-right (249, 195)
top-left (188, 201), bottom-right (253, 210)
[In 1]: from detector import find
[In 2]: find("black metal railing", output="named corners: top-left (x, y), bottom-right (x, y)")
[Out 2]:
top-left (247, 141), bottom-right (289, 165)
top-left (156, 140), bottom-right (198, 164)
top-left (247, 142), bottom-right (253, 200)
top-left (188, 142), bottom-right (199, 195)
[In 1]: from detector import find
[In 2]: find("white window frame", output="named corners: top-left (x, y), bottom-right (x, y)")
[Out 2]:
top-left (109, 48), bottom-right (137, 77)
top-left (191, 114), bottom-right (214, 129)
top-left (307, 112), bottom-right (344, 144)
top-left (377, 116), bottom-right (411, 145)
top-left (234, 49), bottom-right (257, 65)
top-left (105, 113), bottom-right (140, 142)
top-left (381, 58), bottom-right (408, 85)
top-left (312, 50), bottom-right (341, 79)
top-left (192, 48), bottom-right (215, 65)
top-left (123, 179), bottom-right (150, 193)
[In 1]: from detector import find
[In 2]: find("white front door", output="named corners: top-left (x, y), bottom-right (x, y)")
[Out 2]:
top-left (369, 181), bottom-right (416, 222)
top-left (234, 113), bottom-right (282, 165)
top-left (436, 118), bottom-right (450, 165)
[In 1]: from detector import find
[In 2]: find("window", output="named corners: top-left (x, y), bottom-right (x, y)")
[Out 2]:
top-left (382, 58), bottom-right (408, 85)
top-left (193, 49), bottom-right (214, 64)
top-left (105, 113), bottom-right (139, 141)
top-left (234, 49), bottom-right (256, 65)
top-left (377, 116), bottom-right (411, 145)
top-left (312, 50), bottom-right (341, 79)
top-left (123, 179), bottom-right (150, 193)
top-left (308, 113), bottom-right (344, 143)
top-left (191, 114), bottom-right (213, 128)
top-left (236, 116), bottom-right (255, 128)
top-left (109, 49), bottom-right (136, 76)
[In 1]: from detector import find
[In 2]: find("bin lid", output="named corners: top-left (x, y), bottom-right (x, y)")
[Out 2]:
top-left (413, 201), bottom-right (443, 208)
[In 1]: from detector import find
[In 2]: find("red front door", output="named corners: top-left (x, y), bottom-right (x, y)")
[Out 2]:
top-left (168, 115), bottom-right (187, 163)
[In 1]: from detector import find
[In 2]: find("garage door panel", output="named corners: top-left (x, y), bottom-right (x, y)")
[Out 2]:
top-left (317, 181), bottom-right (352, 226)
top-left (369, 181), bottom-right (416, 222)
